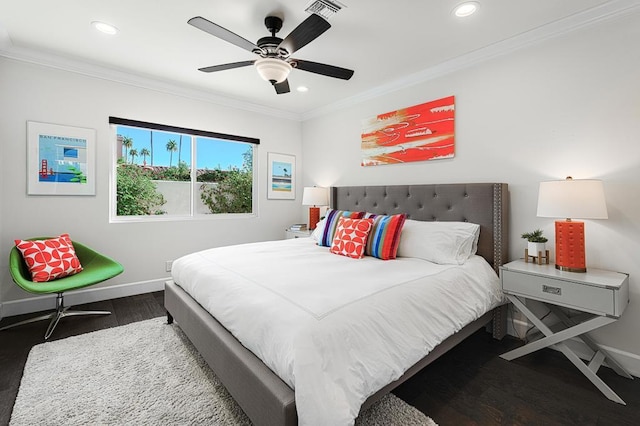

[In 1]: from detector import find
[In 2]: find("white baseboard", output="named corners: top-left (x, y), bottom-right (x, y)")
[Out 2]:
top-left (563, 338), bottom-right (640, 378)
top-left (0, 278), bottom-right (168, 319)
top-left (506, 326), bottom-right (640, 379)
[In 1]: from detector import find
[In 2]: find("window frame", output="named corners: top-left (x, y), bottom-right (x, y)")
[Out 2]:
top-left (109, 117), bottom-right (259, 223)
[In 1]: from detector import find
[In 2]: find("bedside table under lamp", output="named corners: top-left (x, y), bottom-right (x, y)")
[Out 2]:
top-left (536, 177), bottom-right (608, 272)
top-left (302, 186), bottom-right (328, 230)
top-left (500, 260), bottom-right (631, 404)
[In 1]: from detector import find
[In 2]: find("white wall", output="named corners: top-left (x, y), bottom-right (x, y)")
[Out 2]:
top-left (302, 12), bottom-right (640, 358)
top-left (2, 6), bottom-right (639, 370)
top-left (0, 60), bottom-right (4, 316)
top-left (0, 58), bottom-right (302, 306)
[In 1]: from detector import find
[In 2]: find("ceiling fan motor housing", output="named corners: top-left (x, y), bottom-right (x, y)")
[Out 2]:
top-left (260, 17), bottom-right (288, 57)
top-left (257, 36), bottom-right (287, 57)
top-left (264, 16), bottom-right (283, 34)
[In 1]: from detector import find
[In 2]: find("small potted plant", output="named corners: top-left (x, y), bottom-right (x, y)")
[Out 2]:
top-left (521, 229), bottom-right (548, 256)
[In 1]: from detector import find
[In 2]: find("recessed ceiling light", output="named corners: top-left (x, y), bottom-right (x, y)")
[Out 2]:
top-left (453, 2), bottom-right (480, 18)
top-left (297, 86), bottom-right (309, 93)
top-left (92, 21), bottom-right (119, 35)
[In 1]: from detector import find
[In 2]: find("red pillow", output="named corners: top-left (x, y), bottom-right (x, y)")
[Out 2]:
top-left (14, 234), bottom-right (83, 282)
top-left (330, 217), bottom-right (374, 259)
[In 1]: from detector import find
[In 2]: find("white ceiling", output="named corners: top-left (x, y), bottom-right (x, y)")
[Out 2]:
top-left (0, 0), bottom-right (635, 119)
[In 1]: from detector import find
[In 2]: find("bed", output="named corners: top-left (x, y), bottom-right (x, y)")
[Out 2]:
top-left (165, 183), bottom-right (509, 426)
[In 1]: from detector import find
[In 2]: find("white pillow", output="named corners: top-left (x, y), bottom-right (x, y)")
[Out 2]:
top-left (311, 217), bottom-right (327, 244)
top-left (396, 220), bottom-right (480, 265)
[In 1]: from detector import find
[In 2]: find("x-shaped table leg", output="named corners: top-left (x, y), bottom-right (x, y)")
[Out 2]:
top-left (500, 294), bottom-right (628, 405)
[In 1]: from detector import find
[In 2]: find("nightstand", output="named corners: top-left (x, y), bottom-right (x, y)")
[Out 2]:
top-left (500, 260), bottom-right (632, 404)
top-left (284, 229), bottom-right (311, 239)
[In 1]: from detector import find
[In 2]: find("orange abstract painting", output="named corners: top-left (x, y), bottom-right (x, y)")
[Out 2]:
top-left (361, 96), bottom-right (455, 166)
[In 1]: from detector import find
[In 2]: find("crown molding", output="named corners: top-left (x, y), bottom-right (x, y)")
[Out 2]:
top-left (301, 0), bottom-right (640, 121)
top-left (0, 44), bottom-right (302, 122)
top-left (1, 0), bottom-right (637, 123)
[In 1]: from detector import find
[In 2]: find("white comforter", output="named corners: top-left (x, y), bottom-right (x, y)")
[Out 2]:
top-left (172, 237), bottom-right (502, 426)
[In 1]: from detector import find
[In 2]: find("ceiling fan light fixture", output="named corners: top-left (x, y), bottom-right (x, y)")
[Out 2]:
top-left (453, 2), bottom-right (480, 18)
top-left (255, 58), bottom-right (292, 84)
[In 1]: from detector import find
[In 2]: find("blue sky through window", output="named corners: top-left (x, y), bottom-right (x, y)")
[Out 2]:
top-left (117, 126), bottom-right (248, 170)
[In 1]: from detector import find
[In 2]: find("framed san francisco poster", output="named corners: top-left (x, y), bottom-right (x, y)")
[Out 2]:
top-left (27, 121), bottom-right (96, 195)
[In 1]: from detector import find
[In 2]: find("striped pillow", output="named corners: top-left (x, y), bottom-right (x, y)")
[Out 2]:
top-left (319, 209), bottom-right (365, 247)
top-left (363, 213), bottom-right (407, 260)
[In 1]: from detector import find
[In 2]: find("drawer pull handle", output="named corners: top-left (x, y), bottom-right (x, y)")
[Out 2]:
top-left (543, 285), bottom-right (561, 295)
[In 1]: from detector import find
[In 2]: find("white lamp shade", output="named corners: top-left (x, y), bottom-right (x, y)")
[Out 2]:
top-left (302, 187), bottom-right (328, 206)
top-left (254, 58), bottom-right (292, 84)
top-left (537, 179), bottom-right (608, 219)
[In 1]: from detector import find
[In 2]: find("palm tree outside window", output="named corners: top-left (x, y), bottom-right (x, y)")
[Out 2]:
top-left (110, 117), bottom-right (259, 220)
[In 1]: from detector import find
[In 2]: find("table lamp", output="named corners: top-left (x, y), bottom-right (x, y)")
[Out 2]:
top-left (302, 187), bottom-right (328, 230)
top-left (536, 177), bottom-right (608, 272)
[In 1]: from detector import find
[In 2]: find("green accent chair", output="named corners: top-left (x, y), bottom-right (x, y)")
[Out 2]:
top-left (0, 238), bottom-right (124, 339)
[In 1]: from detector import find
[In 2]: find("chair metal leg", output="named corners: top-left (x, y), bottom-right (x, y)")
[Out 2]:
top-left (44, 309), bottom-right (64, 340)
top-left (0, 292), bottom-right (111, 340)
top-left (63, 310), bottom-right (112, 317)
top-left (43, 309), bottom-right (111, 340)
top-left (0, 312), bottom-right (56, 332)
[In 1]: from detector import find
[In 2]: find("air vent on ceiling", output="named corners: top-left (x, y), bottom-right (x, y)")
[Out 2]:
top-left (305, 0), bottom-right (346, 20)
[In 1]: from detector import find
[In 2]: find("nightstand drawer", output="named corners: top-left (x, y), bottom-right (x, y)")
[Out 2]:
top-left (502, 269), bottom-right (616, 316)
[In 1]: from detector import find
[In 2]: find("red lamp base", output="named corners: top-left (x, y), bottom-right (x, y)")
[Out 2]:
top-left (309, 207), bottom-right (320, 230)
top-left (555, 220), bottom-right (587, 272)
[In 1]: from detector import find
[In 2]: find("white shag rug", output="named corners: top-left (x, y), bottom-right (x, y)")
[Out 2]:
top-left (11, 317), bottom-right (437, 425)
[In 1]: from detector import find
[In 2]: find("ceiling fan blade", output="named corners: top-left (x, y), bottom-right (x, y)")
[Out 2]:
top-left (274, 79), bottom-right (290, 94)
top-left (278, 14), bottom-right (331, 56)
top-left (198, 60), bottom-right (255, 73)
top-left (188, 16), bottom-right (259, 53)
top-left (292, 59), bottom-right (354, 80)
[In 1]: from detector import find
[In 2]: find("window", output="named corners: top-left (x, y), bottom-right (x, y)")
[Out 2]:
top-left (109, 117), bottom-right (258, 221)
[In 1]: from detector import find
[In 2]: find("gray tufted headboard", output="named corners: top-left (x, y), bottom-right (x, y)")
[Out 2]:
top-left (331, 183), bottom-right (509, 272)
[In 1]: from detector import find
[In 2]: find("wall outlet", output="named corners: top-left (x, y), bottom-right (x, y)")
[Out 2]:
top-left (165, 261), bottom-right (173, 272)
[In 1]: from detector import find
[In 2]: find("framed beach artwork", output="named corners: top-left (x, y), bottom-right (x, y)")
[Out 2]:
top-left (361, 95), bottom-right (455, 166)
top-left (27, 121), bottom-right (96, 195)
top-left (267, 152), bottom-right (295, 200)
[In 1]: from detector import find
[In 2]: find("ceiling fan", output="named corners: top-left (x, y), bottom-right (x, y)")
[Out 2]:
top-left (188, 13), bottom-right (354, 94)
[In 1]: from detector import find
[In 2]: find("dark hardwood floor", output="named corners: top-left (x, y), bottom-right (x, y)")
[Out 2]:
top-left (0, 291), bottom-right (638, 426)
top-left (394, 329), bottom-right (639, 425)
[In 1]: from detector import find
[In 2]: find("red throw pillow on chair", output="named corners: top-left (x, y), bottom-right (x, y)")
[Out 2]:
top-left (14, 234), bottom-right (83, 282)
